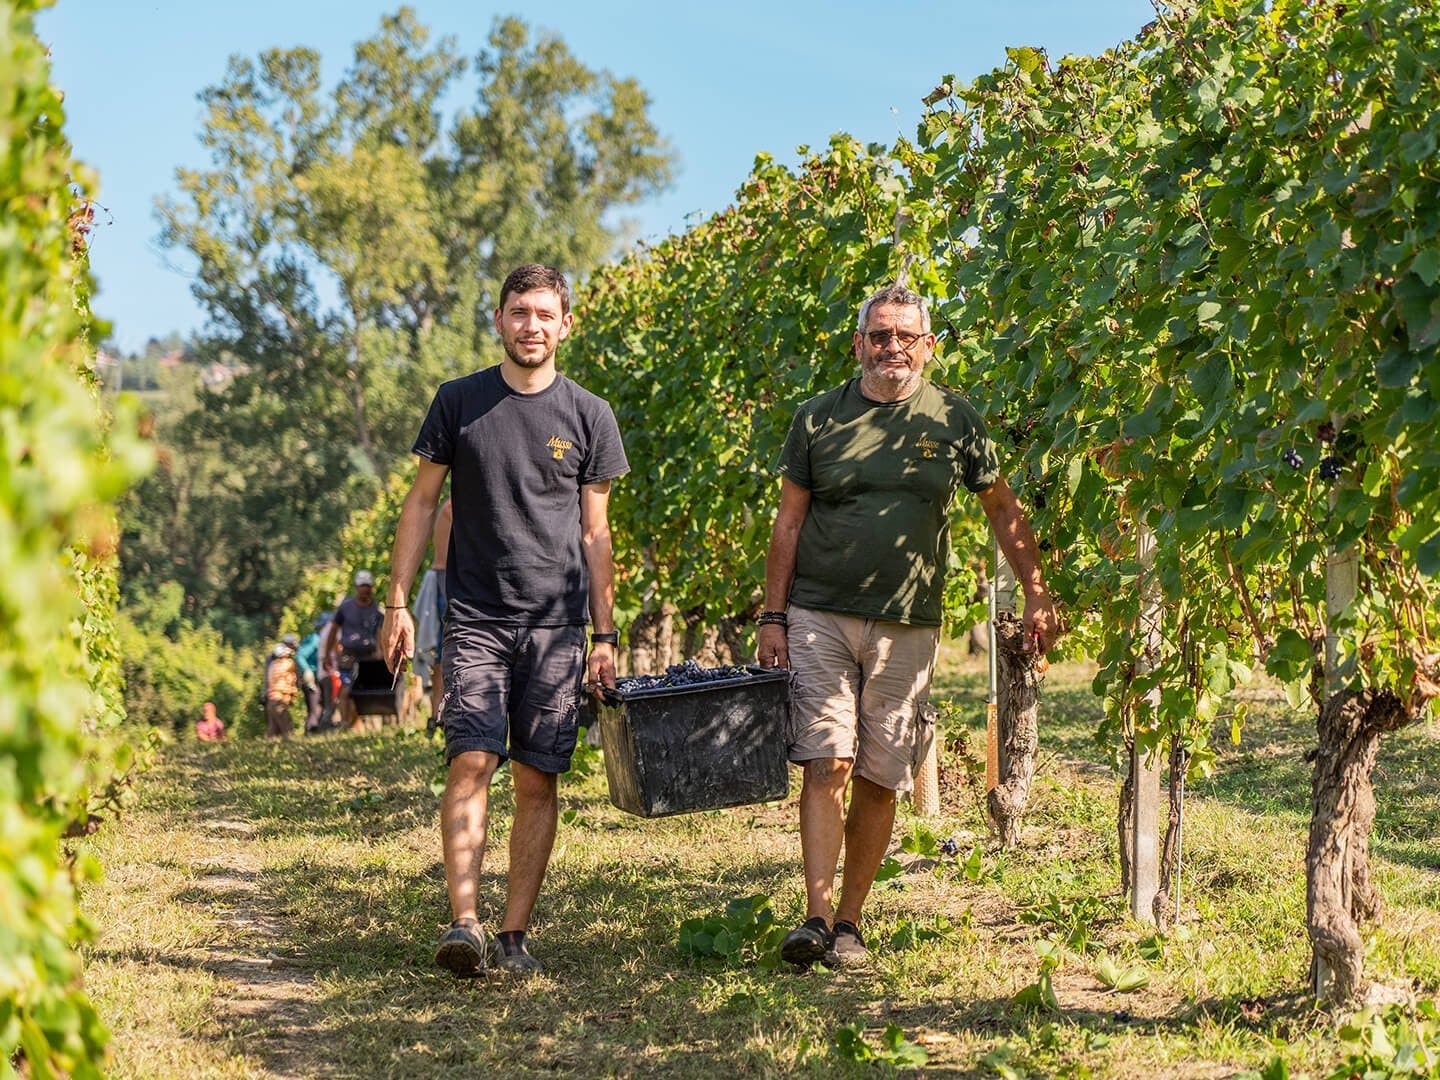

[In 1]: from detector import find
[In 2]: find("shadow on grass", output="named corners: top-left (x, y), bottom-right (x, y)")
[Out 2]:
top-left (162, 848), bottom-right (881, 1077)
top-left (934, 663), bottom-right (1440, 874)
top-left (132, 690), bottom-right (1435, 1077)
top-left (875, 987), bottom-right (1325, 1076)
top-left (1200, 707), bottom-right (1440, 873)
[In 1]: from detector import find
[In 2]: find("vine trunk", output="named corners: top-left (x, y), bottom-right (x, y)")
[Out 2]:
top-left (1152, 734), bottom-right (1186, 931)
top-left (629, 604), bottom-right (680, 675)
top-left (986, 612), bottom-right (1040, 848)
top-left (1306, 687), bottom-right (1408, 1004)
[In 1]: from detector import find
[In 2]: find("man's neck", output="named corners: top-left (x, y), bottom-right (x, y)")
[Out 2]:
top-left (500, 358), bottom-right (559, 394)
top-left (858, 372), bottom-right (924, 403)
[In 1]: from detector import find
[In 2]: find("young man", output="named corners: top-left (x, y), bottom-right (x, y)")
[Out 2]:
top-left (381, 264), bottom-right (628, 977)
top-left (758, 283), bottom-right (1057, 968)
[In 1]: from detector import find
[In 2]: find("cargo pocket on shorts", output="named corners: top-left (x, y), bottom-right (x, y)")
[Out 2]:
top-left (554, 627), bottom-right (587, 756)
top-left (910, 701), bottom-right (937, 774)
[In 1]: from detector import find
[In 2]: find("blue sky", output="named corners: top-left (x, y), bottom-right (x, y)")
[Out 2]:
top-left (40, 1), bottom-right (1154, 351)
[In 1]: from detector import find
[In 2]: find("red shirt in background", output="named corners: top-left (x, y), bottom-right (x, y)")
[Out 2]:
top-left (197, 702), bottom-right (226, 742)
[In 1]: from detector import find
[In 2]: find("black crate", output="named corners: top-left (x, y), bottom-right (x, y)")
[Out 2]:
top-left (349, 658), bottom-right (401, 715)
top-left (596, 665), bottom-right (790, 818)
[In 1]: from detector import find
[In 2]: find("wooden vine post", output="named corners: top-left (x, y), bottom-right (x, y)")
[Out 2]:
top-left (985, 537), bottom-right (1011, 792)
top-left (985, 536), bottom-right (1041, 848)
top-left (1310, 506), bottom-right (1358, 1000)
top-left (912, 725), bottom-right (942, 819)
top-left (1129, 519), bottom-right (1163, 924)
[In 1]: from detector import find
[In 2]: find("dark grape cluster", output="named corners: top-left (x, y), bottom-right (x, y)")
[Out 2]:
top-left (1282, 448), bottom-right (1304, 470)
top-left (939, 837), bottom-right (961, 857)
top-left (1318, 456), bottom-right (1343, 481)
top-left (617, 660), bottom-right (751, 692)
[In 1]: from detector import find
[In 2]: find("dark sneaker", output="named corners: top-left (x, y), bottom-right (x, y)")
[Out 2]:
top-left (492, 932), bottom-right (542, 976)
top-left (825, 920), bottom-right (867, 968)
top-left (434, 919), bottom-right (487, 977)
top-left (781, 917), bottom-right (831, 968)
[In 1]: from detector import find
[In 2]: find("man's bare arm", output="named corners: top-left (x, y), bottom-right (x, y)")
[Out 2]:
top-left (975, 476), bottom-right (1057, 652)
top-left (757, 478), bottom-right (812, 669)
top-left (381, 458), bottom-right (450, 670)
top-left (580, 480), bottom-right (618, 690)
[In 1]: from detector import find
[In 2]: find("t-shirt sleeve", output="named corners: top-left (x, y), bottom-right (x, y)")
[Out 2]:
top-left (580, 402), bottom-right (630, 486)
top-left (958, 404), bottom-right (1001, 493)
top-left (777, 407), bottom-right (813, 490)
top-left (412, 384), bottom-right (456, 465)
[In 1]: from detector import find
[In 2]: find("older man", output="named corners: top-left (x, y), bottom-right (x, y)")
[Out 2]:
top-left (758, 283), bottom-right (1057, 968)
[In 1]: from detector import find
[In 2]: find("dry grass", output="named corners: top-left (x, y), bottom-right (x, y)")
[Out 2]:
top-left (78, 658), bottom-right (1440, 1077)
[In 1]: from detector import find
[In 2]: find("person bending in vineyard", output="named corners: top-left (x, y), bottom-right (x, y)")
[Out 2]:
top-left (380, 264), bottom-right (628, 977)
top-left (758, 283), bottom-right (1057, 968)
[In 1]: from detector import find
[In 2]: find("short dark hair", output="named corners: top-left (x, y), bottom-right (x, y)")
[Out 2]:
top-left (499, 264), bottom-right (571, 315)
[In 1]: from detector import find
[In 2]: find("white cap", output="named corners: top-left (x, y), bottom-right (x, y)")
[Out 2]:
top-left (354, 570), bottom-right (375, 586)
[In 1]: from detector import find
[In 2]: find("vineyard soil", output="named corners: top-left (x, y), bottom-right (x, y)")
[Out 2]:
top-left (80, 658), bottom-right (1440, 1077)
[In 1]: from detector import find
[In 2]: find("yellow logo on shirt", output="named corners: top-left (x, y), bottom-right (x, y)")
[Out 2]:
top-left (547, 436), bottom-right (575, 460)
top-left (917, 436), bottom-right (940, 460)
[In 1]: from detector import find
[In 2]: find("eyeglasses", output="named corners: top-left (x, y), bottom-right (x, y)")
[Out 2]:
top-left (865, 329), bottom-right (927, 350)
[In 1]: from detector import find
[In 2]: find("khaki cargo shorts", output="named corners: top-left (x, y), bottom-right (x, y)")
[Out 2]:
top-left (785, 605), bottom-right (938, 793)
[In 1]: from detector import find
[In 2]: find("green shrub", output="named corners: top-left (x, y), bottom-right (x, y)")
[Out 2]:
top-left (0, 0), bottom-right (149, 1071)
top-left (117, 587), bottom-right (262, 737)
top-left (1327, 1001), bottom-right (1440, 1079)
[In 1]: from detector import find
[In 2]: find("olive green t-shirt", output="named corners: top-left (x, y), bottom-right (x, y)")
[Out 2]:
top-left (778, 378), bottom-right (999, 627)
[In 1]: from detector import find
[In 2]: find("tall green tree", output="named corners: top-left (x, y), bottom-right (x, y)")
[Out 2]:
top-left (140, 8), bottom-right (673, 640)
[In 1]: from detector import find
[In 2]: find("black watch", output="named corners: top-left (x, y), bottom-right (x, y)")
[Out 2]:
top-left (590, 630), bottom-right (620, 646)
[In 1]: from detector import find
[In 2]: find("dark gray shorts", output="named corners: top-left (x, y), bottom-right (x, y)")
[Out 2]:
top-left (441, 621), bottom-right (587, 773)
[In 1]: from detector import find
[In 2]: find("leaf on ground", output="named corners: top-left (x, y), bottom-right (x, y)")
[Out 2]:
top-left (1096, 955), bottom-right (1149, 992)
top-left (874, 856), bottom-right (906, 883)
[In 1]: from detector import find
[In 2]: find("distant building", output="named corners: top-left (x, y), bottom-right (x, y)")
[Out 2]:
top-left (93, 349), bottom-right (121, 395)
top-left (200, 360), bottom-right (244, 389)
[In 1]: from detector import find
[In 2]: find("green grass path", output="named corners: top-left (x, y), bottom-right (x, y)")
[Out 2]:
top-left (80, 662), bottom-right (1440, 1077)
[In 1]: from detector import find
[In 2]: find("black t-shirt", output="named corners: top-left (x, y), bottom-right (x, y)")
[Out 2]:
top-left (412, 366), bottom-right (629, 625)
top-left (333, 596), bottom-right (383, 656)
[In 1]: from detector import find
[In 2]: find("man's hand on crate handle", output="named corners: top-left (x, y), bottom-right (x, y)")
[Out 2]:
top-left (381, 605), bottom-right (414, 674)
top-left (587, 641), bottom-right (617, 695)
top-left (757, 623), bottom-right (789, 670)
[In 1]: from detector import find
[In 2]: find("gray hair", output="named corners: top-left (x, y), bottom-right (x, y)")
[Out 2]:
top-left (857, 283), bottom-right (930, 333)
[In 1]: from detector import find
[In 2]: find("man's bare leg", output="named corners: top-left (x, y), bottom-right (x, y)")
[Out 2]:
top-left (442, 750), bottom-right (499, 921)
top-left (501, 761), bottom-right (559, 932)
top-left (799, 757), bottom-right (853, 921)
top-left (833, 774), bottom-right (898, 927)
